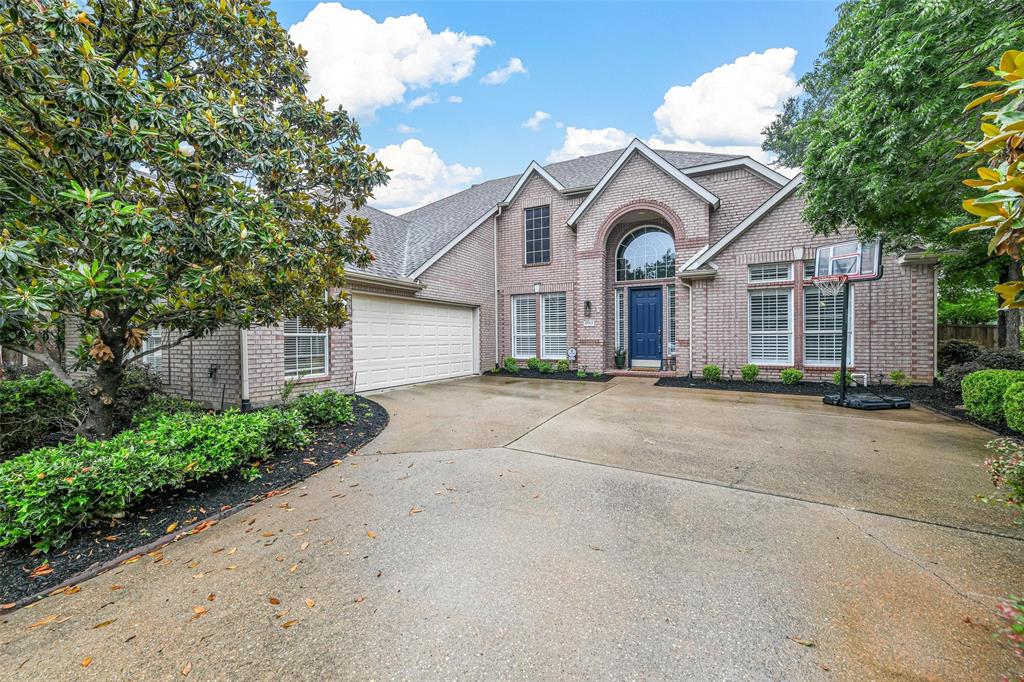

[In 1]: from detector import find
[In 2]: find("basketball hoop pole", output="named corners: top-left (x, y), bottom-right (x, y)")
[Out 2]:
top-left (839, 280), bottom-right (850, 404)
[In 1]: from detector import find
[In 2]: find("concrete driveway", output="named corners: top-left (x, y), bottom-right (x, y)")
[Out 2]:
top-left (1, 376), bottom-right (1021, 680)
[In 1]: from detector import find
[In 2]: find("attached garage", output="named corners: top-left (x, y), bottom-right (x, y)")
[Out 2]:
top-left (351, 294), bottom-right (478, 391)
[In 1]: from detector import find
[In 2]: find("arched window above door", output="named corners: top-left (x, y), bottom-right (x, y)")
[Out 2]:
top-left (615, 226), bottom-right (675, 281)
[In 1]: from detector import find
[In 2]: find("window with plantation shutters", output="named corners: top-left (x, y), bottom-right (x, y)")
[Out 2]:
top-left (541, 292), bottom-right (567, 359)
top-left (142, 327), bottom-right (163, 374)
top-left (748, 289), bottom-right (792, 364)
top-left (283, 319), bottom-right (328, 377)
top-left (748, 262), bottom-right (792, 283)
top-left (512, 295), bottom-right (537, 358)
top-left (804, 288), bottom-right (853, 365)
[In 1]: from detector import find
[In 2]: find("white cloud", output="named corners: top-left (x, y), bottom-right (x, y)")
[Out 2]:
top-left (481, 57), bottom-right (527, 85)
top-left (290, 3), bottom-right (492, 118)
top-left (396, 124), bottom-right (420, 134)
top-left (406, 93), bottom-right (436, 110)
top-left (555, 121), bottom-right (564, 129)
top-left (646, 135), bottom-right (775, 165)
top-left (545, 126), bottom-right (634, 163)
top-left (447, 95), bottom-right (463, 103)
top-left (652, 47), bottom-right (800, 147)
top-left (522, 110), bottom-right (551, 131)
top-left (371, 139), bottom-right (482, 214)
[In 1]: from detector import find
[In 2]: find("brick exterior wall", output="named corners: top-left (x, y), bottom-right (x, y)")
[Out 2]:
top-left (693, 168), bottom-right (779, 243)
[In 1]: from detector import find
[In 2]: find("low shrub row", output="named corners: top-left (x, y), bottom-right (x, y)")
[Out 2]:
top-left (0, 408), bottom-right (311, 552)
top-left (290, 390), bottom-right (354, 426)
top-left (943, 348), bottom-right (1024, 401)
top-left (0, 371), bottom-right (80, 456)
top-left (961, 369), bottom-right (1024, 426)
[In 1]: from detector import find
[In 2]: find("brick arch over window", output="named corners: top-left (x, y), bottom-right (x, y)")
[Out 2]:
top-left (594, 199), bottom-right (685, 252)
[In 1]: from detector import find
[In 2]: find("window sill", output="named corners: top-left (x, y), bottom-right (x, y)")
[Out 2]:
top-left (523, 261), bottom-right (551, 268)
top-left (285, 373), bottom-right (331, 384)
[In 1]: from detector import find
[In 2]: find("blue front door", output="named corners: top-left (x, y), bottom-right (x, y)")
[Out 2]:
top-left (629, 287), bottom-right (662, 362)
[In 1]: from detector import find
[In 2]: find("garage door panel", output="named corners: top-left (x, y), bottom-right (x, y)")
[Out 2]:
top-left (353, 294), bottom-right (475, 391)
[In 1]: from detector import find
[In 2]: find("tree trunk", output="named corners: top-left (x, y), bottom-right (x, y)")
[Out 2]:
top-left (998, 261), bottom-right (1023, 349)
top-left (82, 344), bottom-right (126, 439)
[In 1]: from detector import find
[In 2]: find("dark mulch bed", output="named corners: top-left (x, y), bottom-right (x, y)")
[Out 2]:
top-left (488, 368), bottom-right (613, 382)
top-left (0, 396), bottom-right (388, 607)
top-left (654, 376), bottom-right (1011, 435)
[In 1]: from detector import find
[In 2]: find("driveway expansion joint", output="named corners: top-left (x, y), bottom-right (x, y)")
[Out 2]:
top-left (503, 381), bottom-right (620, 449)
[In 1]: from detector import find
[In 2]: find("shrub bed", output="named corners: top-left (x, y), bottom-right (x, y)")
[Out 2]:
top-left (1005, 383), bottom-right (1024, 434)
top-left (0, 371), bottom-right (81, 456)
top-left (943, 348), bottom-right (1024, 401)
top-left (961, 370), bottom-right (1024, 424)
top-left (292, 389), bottom-right (354, 426)
top-left (0, 408), bottom-right (309, 552)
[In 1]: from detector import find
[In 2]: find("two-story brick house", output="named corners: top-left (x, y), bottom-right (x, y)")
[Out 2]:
top-left (132, 139), bottom-right (938, 407)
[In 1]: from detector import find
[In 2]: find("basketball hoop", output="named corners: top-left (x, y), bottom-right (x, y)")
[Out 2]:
top-left (811, 274), bottom-right (848, 302)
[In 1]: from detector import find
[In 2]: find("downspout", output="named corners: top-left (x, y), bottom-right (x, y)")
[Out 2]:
top-left (493, 210), bottom-right (501, 367)
top-left (239, 327), bottom-right (251, 411)
top-left (679, 281), bottom-right (693, 374)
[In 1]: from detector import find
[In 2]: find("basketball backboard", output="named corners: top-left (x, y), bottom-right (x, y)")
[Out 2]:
top-left (814, 238), bottom-right (882, 282)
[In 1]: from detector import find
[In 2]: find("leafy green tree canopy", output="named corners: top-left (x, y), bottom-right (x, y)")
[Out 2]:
top-left (0, 0), bottom-right (388, 434)
top-left (763, 0), bottom-right (1024, 245)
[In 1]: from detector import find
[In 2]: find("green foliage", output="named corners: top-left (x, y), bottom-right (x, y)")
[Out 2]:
top-left (702, 364), bottom-right (722, 382)
top-left (832, 370), bottom-right (854, 386)
top-left (131, 394), bottom-right (206, 427)
top-left (526, 357), bottom-right (542, 371)
top-left (292, 389), bottom-right (353, 426)
top-left (112, 367), bottom-right (164, 431)
top-left (261, 408), bottom-right (312, 452)
top-left (537, 361), bottom-right (554, 374)
top-left (943, 349), bottom-right (1024, 399)
top-left (502, 357), bottom-right (519, 374)
top-left (1004, 383), bottom-right (1024, 433)
top-left (0, 0), bottom-right (388, 436)
top-left (555, 359), bottom-right (570, 373)
top-left (591, 372), bottom-right (603, 379)
top-left (995, 594), bottom-right (1024, 662)
top-left (576, 370), bottom-right (587, 378)
top-left (938, 340), bottom-right (985, 371)
top-left (962, 370), bottom-right (1024, 423)
top-left (762, 0), bottom-right (1024, 248)
top-left (938, 294), bottom-right (999, 325)
top-left (780, 368), bottom-right (804, 385)
top-left (0, 409), bottom-right (292, 551)
top-left (888, 371), bottom-right (912, 388)
top-left (740, 364), bottom-right (759, 382)
top-left (982, 438), bottom-right (1024, 522)
top-left (0, 371), bottom-right (80, 455)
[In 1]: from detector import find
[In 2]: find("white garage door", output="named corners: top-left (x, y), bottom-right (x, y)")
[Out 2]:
top-left (352, 294), bottom-right (476, 391)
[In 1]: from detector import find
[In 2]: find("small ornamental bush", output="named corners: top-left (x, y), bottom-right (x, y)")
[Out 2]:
top-left (0, 371), bottom-right (81, 455)
top-left (292, 389), bottom-right (354, 426)
top-left (962, 370), bottom-right (1024, 424)
top-left (938, 340), bottom-right (983, 371)
top-left (537, 361), bottom-right (554, 374)
top-left (1004, 382), bottom-right (1024, 434)
top-left (503, 357), bottom-right (519, 373)
top-left (740, 364), bottom-right (759, 382)
top-left (832, 370), bottom-right (854, 386)
top-left (526, 357), bottom-right (542, 371)
top-left (943, 349), bottom-right (1024, 400)
top-left (702, 364), bottom-right (722, 382)
top-left (888, 370), bottom-right (912, 388)
top-left (591, 372), bottom-right (603, 379)
top-left (576, 369), bottom-right (587, 378)
top-left (555, 359), bottom-right (570, 373)
top-left (0, 409), bottom-right (292, 551)
top-left (262, 408), bottom-right (312, 452)
top-left (131, 394), bottom-right (206, 427)
top-left (779, 368), bottom-right (803, 385)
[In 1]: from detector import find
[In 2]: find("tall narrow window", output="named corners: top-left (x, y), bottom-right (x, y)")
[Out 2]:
top-left (804, 288), bottom-right (853, 365)
top-left (283, 319), bottom-right (328, 378)
top-left (748, 289), bottom-right (792, 364)
top-left (512, 295), bottom-right (537, 358)
top-left (143, 327), bottom-right (164, 375)
top-left (541, 293), bottom-right (567, 359)
top-left (667, 286), bottom-right (676, 356)
top-left (614, 288), bottom-right (625, 352)
top-left (524, 206), bottom-right (550, 265)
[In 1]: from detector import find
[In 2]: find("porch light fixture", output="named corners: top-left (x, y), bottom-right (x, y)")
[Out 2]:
top-left (584, 300), bottom-right (592, 317)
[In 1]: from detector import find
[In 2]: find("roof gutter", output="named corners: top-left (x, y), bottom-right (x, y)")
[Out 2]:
top-left (346, 270), bottom-right (425, 292)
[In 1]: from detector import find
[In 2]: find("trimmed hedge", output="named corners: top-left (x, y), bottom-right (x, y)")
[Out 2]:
top-left (740, 364), bottom-right (759, 382)
top-left (292, 389), bottom-right (354, 426)
top-left (961, 370), bottom-right (1024, 424)
top-left (0, 371), bottom-right (81, 456)
top-left (779, 368), bottom-right (803, 385)
top-left (702, 364), bottom-right (722, 381)
top-left (1004, 382), bottom-right (1024, 434)
top-left (943, 349), bottom-right (1024, 400)
top-left (0, 409), bottom-right (308, 551)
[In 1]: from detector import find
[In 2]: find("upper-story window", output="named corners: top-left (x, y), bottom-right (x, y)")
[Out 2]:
top-left (524, 206), bottom-right (550, 265)
top-left (616, 226), bottom-right (675, 281)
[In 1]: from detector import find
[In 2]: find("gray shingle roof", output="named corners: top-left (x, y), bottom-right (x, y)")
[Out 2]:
top-left (358, 146), bottom-right (741, 278)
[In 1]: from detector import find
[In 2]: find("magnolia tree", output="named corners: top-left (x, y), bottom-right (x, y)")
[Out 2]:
top-left (957, 50), bottom-right (1024, 308)
top-left (0, 0), bottom-right (388, 435)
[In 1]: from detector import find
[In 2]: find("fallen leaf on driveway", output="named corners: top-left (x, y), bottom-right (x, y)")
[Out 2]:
top-left (269, 597), bottom-right (281, 605)
top-left (181, 661), bottom-right (192, 676)
top-left (300, 541), bottom-right (310, 550)
top-left (289, 563), bottom-right (299, 573)
top-left (589, 545), bottom-right (603, 551)
top-left (1, 603), bottom-right (14, 610)
top-left (788, 635), bottom-right (815, 647)
top-left (408, 507), bottom-right (424, 516)
top-left (353, 596), bottom-right (365, 604)
top-left (304, 598), bottom-right (315, 608)
top-left (227, 547), bottom-right (237, 555)
top-left (166, 522), bottom-right (178, 533)
top-left (109, 585), bottom-right (124, 591)
top-left (366, 530), bottom-right (376, 538)
top-left (188, 607), bottom-right (207, 622)
top-left (92, 619), bottom-right (117, 629)
top-left (28, 615), bottom-right (60, 629)
top-left (207, 593), bottom-right (216, 602)
top-left (81, 657), bottom-right (92, 668)
top-left (281, 619), bottom-right (298, 628)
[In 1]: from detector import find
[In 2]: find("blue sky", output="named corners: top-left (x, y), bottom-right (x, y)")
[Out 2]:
top-left (269, 1), bottom-right (839, 212)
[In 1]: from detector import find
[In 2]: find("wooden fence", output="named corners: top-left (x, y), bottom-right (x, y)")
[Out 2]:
top-left (937, 324), bottom-right (998, 349)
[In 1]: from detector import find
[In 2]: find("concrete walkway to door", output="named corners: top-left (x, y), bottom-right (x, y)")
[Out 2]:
top-left (1, 375), bottom-right (1021, 680)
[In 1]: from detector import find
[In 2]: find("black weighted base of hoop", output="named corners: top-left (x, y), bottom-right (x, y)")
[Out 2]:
top-left (823, 393), bottom-right (911, 410)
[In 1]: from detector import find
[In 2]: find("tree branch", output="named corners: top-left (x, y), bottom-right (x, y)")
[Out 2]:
top-left (5, 344), bottom-right (74, 387)
top-left (123, 330), bottom-right (197, 365)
